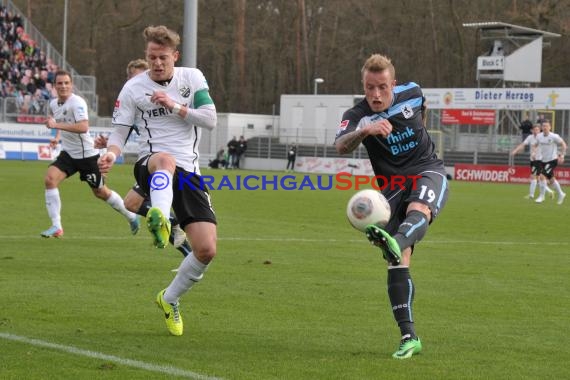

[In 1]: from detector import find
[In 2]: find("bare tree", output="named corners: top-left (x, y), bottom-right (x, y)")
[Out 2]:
top-left (233, 0), bottom-right (247, 112)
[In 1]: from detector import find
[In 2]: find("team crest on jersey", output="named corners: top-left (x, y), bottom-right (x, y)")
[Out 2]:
top-left (401, 104), bottom-right (414, 119)
top-left (112, 100), bottom-right (120, 120)
top-left (338, 120), bottom-right (349, 131)
top-left (179, 87), bottom-right (191, 98)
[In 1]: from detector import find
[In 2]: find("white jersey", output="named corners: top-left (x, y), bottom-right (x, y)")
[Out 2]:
top-left (535, 132), bottom-right (564, 162)
top-left (523, 133), bottom-right (542, 161)
top-left (49, 94), bottom-right (96, 159)
top-left (112, 67), bottom-right (210, 173)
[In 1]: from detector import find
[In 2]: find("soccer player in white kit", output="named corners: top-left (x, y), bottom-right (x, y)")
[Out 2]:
top-left (98, 26), bottom-right (217, 336)
top-left (532, 120), bottom-right (567, 204)
top-left (41, 70), bottom-right (140, 238)
top-left (510, 123), bottom-right (554, 200)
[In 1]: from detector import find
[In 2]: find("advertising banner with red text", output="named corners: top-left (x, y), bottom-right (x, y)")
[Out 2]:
top-left (455, 164), bottom-right (570, 185)
top-left (441, 109), bottom-right (496, 125)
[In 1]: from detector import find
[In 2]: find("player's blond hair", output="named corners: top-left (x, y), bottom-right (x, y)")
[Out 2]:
top-left (143, 25), bottom-right (180, 50)
top-left (361, 54), bottom-right (396, 79)
top-left (126, 59), bottom-right (148, 78)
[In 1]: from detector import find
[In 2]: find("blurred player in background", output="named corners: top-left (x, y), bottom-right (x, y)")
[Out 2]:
top-left (532, 120), bottom-right (567, 204)
top-left (98, 26), bottom-right (217, 336)
top-left (335, 54), bottom-right (449, 359)
top-left (41, 70), bottom-right (139, 238)
top-left (510, 123), bottom-right (554, 200)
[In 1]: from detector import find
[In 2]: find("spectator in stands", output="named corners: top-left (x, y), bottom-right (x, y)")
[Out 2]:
top-left (0, 4), bottom-right (57, 119)
top-left (209, 147), bottom-right (227, 169)
top-left (29, 88), bottom-right (45, 115)
top-left (519, 114), bottom-right (533, 143)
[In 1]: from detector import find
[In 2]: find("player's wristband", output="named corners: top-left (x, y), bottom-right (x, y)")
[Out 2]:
top-left (107, 151), bottom-right (117, 163)
top-left (172, 103), bottom-right (182, 115)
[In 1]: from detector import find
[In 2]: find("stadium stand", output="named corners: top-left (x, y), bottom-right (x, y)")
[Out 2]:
top-left (0, 5), bottom-right (58, 123)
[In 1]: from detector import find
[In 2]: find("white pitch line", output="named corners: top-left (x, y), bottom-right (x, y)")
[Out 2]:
top-left (1, 235), bottom-right (569, 246)
top-left (219, 237), bottom-right (570, 246)
top-left (0, 333), bottom-right (224, 380)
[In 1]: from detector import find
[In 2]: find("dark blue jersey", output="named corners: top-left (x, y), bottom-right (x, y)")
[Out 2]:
top-left (335, 82), bottom-right (444, 178)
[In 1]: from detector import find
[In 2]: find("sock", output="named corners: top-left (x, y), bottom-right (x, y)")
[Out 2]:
top-left (538, 180), bottom-right (546, 197)
top-left (387, 266), bottom-right (416, 338)
top-left (551, 179), bottom-right (563, 196)
top-left (45, 188), bottom-right (62, 229)
top-left (149, 170), bottom-right (173, 217)
top-left (176, 241), bottom-right (192, 257)
top-left (545, 185), bottom-right (554, 194)
top-left (136, 200), bottom-right (151, 217)
top-left (106, 190), bottom-right (137, 221)
top-left (529, 179), bottom-right (537, 197)
top-left (164, 252), bottom-right (208, 304)
top-left (169, 211), bottom-right (179, 226)
top-left (394, 210), bottom-right (429, 251)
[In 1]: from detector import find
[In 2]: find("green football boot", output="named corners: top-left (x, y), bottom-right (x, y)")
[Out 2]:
top-left (147, 207), bottom-right (171, 248)
top-left (365, 224), bottom-right (401, 264)
top-left (393, 336), bottom-right (422, 359)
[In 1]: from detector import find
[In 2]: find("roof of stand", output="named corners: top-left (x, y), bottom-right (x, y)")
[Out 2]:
top-left (463, 22), bottom-right (561, 38)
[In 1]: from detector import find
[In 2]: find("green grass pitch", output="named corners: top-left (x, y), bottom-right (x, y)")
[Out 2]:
top-left (1, 160), bottom-right (569, 379)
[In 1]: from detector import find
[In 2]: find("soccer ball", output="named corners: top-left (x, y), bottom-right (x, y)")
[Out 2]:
top-left (346, 189), bottom-right (391, 232)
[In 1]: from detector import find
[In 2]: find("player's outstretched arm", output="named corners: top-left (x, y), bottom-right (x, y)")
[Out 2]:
top-left (510, 142), bottom-right (525, 156)
top-left (558, 139), bottom-right (567, 164)
top-left (98, 146), bottom-right (120, 174)
top-left (49, 130), bottom-right (61, 148)
top-left (335, 129), bottom-right (367, 155)
top-left (94, 135), bottom-right (109, 149)
top-left (335, 119), bottom-right (393, 155)
top-left (98, 126), bottom-right (129, 174)
top-left (46, 117), bottom-right (89, 134)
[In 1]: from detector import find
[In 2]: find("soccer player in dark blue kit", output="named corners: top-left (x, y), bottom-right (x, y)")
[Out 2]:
top-left (335, 54), bottom-right (449, 359)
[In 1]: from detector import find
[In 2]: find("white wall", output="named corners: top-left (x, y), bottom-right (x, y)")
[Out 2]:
top-left (199, 113), bottom-right (278, 157)
top-left (279, 95), bottom-right (357, 145)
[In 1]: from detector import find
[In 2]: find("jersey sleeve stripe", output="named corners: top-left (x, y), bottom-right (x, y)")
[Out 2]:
top-left (387, 96), bottom-right (423, 117)
top-left (394, 82), bottom-right (419, 94)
